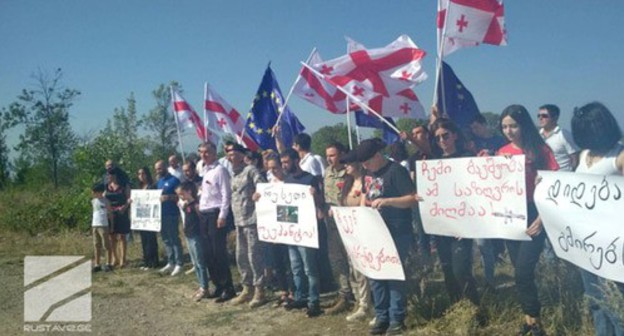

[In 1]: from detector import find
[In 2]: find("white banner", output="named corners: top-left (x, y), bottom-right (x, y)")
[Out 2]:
top-left (130, 190), bottom-right (162, 232)
top-left (256, 183), bottom-right (318, 249)
top-left (332, 207), bottom-right (405, 280)
top-left (535, 171), bottom-right (624, 283)
top-left (416, 156), bottom-right (530, 240)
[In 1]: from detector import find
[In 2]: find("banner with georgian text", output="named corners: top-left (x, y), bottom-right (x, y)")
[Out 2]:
top-left (416, 155), bottom-right (530, 240)
top-left (130, 189), bottom-right (162, 232)
top-left (256, 183), bottom-right (318, 248)
top-left (535, 171), bottom-right (624, 283)
top-left (332, 206), bottom-right (405, 280)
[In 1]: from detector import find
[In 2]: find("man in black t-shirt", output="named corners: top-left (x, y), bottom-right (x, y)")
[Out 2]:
top-left (349, 138), bottom-right (418, 335)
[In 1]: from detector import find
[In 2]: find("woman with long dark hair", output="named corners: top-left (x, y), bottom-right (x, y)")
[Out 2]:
top-left (429, 118), bottom-right (480, 307)
top-left (105, 167), bottom-right (131, 268)
top-left (571, 102), bottom-right (624, 336)
top-left (136, 166), bottom-right (159, 269)
top-left (497, 105), bottom-right (559, 335)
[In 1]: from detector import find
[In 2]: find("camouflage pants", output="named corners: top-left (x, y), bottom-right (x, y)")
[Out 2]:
top-left (326, 217), bottom-right (352, 296)
top-left (236, 225), bottom-right (265, 287)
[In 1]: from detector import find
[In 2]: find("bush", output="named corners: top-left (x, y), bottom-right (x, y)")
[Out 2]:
top-left (0, 185), bottom-right (91, 235)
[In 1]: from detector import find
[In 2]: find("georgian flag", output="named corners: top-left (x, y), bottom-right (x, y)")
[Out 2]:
top-left (439, 0), bottom-right (506, 56)
top-left (293, 51), bottom-right (349, 114)
top-left (204, 83), bottom-right (259, 151)
top-left (171, 88), bottom-right (206, 141)
top-left (346, 37), bottom-right (426, 119)
top-left (317, 35), bottom-right (427, 99)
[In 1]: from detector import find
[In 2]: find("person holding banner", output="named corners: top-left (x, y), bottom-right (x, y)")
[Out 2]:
top-left (136, 167), bottom-right (159, 270)
top-left (571, 102), bottom-right (624, 336)
top-left (497, 105), bottom-right (559, 336)
top-left (429, 118), bottom-right (481, 307)
top-left (323, 142), bottom-right (356, 315)
top-left (279, 148), bottom-right (324, 318)
top-left (338, 155), bottom-right (372, 324)
top-left (354, 138), bottom-right (418, 335)
top-left (226, 143), bottom-right (268, 308)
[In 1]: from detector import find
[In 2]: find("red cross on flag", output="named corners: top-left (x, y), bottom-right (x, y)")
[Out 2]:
top-left (438, 0), bottom-right (506, 56)
top-left (171, 88), bottom-right (206, 141)
top-left (204, 83), bottom-right (259, 151)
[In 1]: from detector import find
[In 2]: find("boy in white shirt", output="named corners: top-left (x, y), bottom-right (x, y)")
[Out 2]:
top-left (92, 183), bottom-right (113, 272)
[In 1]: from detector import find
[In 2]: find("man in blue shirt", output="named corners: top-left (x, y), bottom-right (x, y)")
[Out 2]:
top-left (155, 160), bottom-right (183, 276)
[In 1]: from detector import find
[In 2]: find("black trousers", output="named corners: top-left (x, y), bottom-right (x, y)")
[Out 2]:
top-left (436, 236), bottom-right (480, 305)
top-left (139, 230), bottom-right (159, 268)
top-left (200, 209), bottom-right (234, 291)
top-left (506, 202), bottom-right (545, 318)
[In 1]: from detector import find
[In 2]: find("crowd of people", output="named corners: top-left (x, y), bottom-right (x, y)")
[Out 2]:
top-left (89, 102), bottom-right (624, 336)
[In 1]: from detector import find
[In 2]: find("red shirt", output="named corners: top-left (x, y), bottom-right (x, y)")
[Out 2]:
top-left (497, 143), bottom-right (559, 202)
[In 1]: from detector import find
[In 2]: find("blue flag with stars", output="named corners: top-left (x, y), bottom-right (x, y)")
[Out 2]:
top-left (354, 111), bottom-right (400, 144)
top-left (245, 65), bottom-right (305, 150)
top-left (436, 61), bottom-right (480, 130)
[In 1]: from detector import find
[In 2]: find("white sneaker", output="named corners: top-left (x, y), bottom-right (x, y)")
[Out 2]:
top-left (368, 316), bottom-right (377, 327)
top-left (185, 266), bottom-right (196, 275)
top-left (159, 264), bottom-right (174, 274)
top-left (346, 307), bottom-right (368, 322)
top-left (171, 265), bottom-right (183, 276)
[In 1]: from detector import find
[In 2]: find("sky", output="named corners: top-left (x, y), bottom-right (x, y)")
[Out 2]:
top-left (1, 0), bottom-right (623, 156)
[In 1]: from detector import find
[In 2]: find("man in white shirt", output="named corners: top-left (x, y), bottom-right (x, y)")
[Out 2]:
top-left (168, 155), bottom-right (185, 182)
top-left (293, 133), bottom-right (324, 177)
top-left (538, 104), bottom-right (579, 171)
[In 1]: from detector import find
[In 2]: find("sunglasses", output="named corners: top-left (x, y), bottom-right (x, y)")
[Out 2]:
top-left (537, 113), bottom-right (550, 119)
top-left (435, 132), bottom-right (451, 142)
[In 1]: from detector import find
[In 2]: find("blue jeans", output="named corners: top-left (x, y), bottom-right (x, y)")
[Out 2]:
top-left (161, 215), bottom-right (183, 266)
top-left (288, 245), bottom-right (319, 307)
top-left (476, 238), bottom-right (496, 286)
top-left (369, 233), bottom-right (412, 325)
top-left (186, 235), bottom-right (209, 290)
top-left (580, 270), bottom-right (624, 336)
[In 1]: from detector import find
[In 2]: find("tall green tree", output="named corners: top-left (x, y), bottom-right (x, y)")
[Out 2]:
top-left (73, 93), bottom-right (148, 187)
top-left (5, 68), bottom-right (79, 187)
top-left (0, 111), bottom-right (11, 188)
top-left (142, 82), bottom-right (179, 161)
top-left (310, 123), bottom-right (355, 155)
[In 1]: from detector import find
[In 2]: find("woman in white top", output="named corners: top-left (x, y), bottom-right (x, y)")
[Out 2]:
top-left (571, 101), bottom-right (624, 336)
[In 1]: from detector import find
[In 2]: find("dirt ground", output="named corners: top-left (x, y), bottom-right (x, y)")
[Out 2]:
top-left (0, 232), bottom-right (371, 336)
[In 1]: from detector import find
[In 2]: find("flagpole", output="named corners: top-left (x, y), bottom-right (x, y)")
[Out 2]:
top-left (346, 96), bottom-right (353, 150)
top-left (433, 0), bottom-right (451, 117)
top-left (203, 82), bottom-right (209, 143)
top-left (170, 86), bottom-right (187, 164)
top-left (355, 124), bottom-right (361, 145)
top-left (273, 47), bottom-right (318, 127)
top-left (300, 62), bottom-right (401, 135)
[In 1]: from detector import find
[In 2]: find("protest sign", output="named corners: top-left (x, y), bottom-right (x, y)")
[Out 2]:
top-left (416, 155), bottom-right (530, 240)
top-left (332, 206), bottom-right (405, 280)
top-left (256, 183), bottom-right (318, 248)
top-left (130, 190), bottom-right (162, 232)
top-left (535, 171), bottom-right (624, 283)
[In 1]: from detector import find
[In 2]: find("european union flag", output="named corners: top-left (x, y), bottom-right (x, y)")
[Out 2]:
top-left (354, 111), bottom-right (399, 144)
top-left (245, 65), bottom-right (305, 150)
top-left (436, 61), bottom-right (480, 130)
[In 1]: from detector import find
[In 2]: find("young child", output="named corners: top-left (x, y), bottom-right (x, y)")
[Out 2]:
top-left (92, 183), bottom-right (113, 272)
top-left (176, 182), bottom-right (209, 301)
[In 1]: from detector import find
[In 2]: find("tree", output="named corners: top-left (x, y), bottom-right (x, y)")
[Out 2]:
top-left (481, 111), bottom-right (502, 136)
top-left (310, 123), bottom-right (355, 155)
top-left (142, 82), bottom-right (179, 161)
top-left (73, 93), bottom-right (148, 187)
top-left (5, 68), bottom-right (79, 187)
top-left (0, 110), bottom-right (11, 188)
